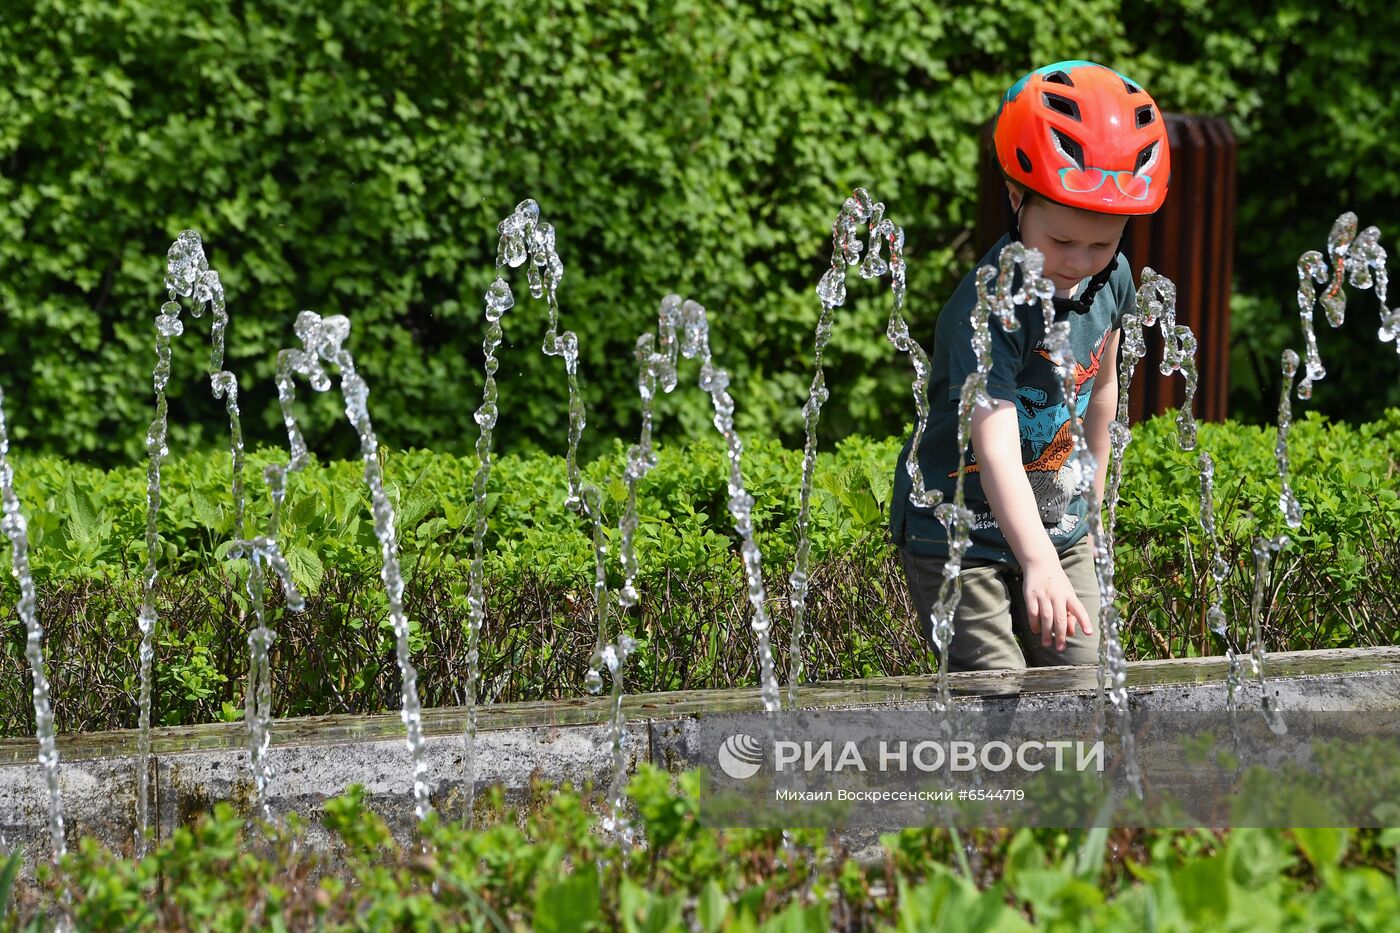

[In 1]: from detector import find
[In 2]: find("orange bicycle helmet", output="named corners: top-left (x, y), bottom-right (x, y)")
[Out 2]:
top-left (994, 60), bottom-right (1170, 215)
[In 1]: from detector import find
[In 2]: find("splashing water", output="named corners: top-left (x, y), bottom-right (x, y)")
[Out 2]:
top-left (1037, 265), bottom-right (1148, 796)
top-left (93, 206), bottom-right (1388, 856)
top-left (264, 340), bottom-right (317, 541)
top-left (1275, 349), bottom-right (1304, 529)
top-left (1131, 269), bottom-right (1199, 452)
top-left (598, 635), bottom-right (638, 851)
top-left (134, 231), bottom-right (226, 855)
top-left (1257, 348), bottom-right (1306, 733)
top-left (1104, 268), bottom-right (1199, 605)
top-left (1197, 452), bottom-right (1245, 722)
top-left (1284, 214), bottom-right (1390, 519)
top-left (519, 205), bottom-right (609, 702)
top-left (148, 232), bottom-right (312, 825)
top-left (1090, 271), bottom-right (1171, 793)
top-left (234, 320), bottom-right (346, 822)
top-left (0, 387), bottom-right (65, 861)
top-left (649, 298), bottom-right (781, 711)
top-left (1093, 304), bottom-right (1146, 785)
top-left (460, 209), bottom-right (517, 822)
top-left (273, 311), bottom-right (433, 820)
top-left (1112, 275), bottom-right (1198, 438)
top-left (593, 294), bottom-right (783, 843)
top-left (792, 188), bottom-right (934, 703)
top-left (191, 239), bottom-right (312, 823)
top-left (1095, 269), bottom-right (1200, 793)
top-left (461, 199), bottom-right (586, 825)
top-left (616, 305), bottom-right (674, 613)
top-left (1295, 249), bottom-right (1333, 401)
top-left (925, 246), bottom-right (1053, 712)
top-left (1102, 307), bottom-right (1143, 579)
top-left (1265, 213), bottom-right (1391, 731)
top-left (234, 536), bottom-right (305, 822)
top-left (1354, 229), bottom-right (1397, 347)
top-left (1295, 213), bottom-right (1363, 400)
top-left (1161, 325), bottom-right (1199, 453)
top-left (589, 299), bottom-right (678, 849)
top-left (1248, 535), bottom-right (1289, 735)
top-left (1038, 285), bottom-right (1095, 501)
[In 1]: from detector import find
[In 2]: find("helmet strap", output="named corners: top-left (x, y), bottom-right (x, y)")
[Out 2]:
top-left (1053, 255), bottom-right (1119, 316)
top-left (1009, 192), bottom-right (1028, 244)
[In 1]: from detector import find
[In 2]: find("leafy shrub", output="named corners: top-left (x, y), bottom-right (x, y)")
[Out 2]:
top-left (1, 410), bottom-right (1398, 734)
top-left (0, 0), bottom-right (1394, 467)
top-left (10, 768), bottom-right (1400, 930)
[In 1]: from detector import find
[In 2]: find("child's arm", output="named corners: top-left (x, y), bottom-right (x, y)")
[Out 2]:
top-left (1082, 328), bottom-right (1122, 550)
top-left (970, 403), bottom-right (1094, 652)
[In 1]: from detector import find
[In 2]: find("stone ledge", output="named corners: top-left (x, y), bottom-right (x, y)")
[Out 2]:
top-left (1, 646), bottom-right (1396, 862)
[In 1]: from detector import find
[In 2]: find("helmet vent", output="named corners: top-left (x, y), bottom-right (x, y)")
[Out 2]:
top-left (1043, 70), bottom-right (1074, 87)
top-left (1016, 147), bottom-right (1033, 173)
top-left (1042, 92), bottom-right (1082, 122)
top-left (1134, 142), bottom-right (1159, 174)
top-left (1123, 79), bottom-right (1142, 95)
top-left (1049, 127), bottom-right (1085, 171)
top-left (1135, 105), bottom-right (1155, 128)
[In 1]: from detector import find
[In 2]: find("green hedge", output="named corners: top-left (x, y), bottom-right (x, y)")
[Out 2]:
top-left (4, 411), bottom-right (1399, 591)
top-left (0, 0), bottom-right (1396, 466)
top-left (11, 769), bottom-right (1400, 930)
top-left (1, 411), bottom-right (1398, 733)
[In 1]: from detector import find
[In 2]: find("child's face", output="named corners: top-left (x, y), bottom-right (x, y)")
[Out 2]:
top-left (1010, 188), bottom-right (1128, 297)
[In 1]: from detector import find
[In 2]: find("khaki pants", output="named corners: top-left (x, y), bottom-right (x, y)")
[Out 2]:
top-left (899, 536), bottom-right (1101, 671)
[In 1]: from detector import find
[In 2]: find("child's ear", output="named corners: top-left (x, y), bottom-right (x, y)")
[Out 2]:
top-left (1005, 181), bottom-right (1026, 213)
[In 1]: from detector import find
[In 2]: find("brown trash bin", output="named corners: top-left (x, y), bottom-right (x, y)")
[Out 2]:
top-left (975, 114), bottom-right (1237, 424)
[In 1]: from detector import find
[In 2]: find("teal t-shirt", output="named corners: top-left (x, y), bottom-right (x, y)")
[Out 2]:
top-left (889, 234), bottom-right (1134, 564)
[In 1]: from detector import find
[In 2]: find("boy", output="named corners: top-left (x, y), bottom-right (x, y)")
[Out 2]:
top-left (889, 61), bottom-right (1171, 671)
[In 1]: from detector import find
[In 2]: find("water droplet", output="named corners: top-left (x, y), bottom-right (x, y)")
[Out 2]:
top-left (1206, 606), bottom-right (1227, 636)
top-left (504, 235), bottom-right (528, 269)
top-left (860, 252), bottom-right (888, 279)
top-left (485, 279), bottom-right (514, 316)
top-left (816, 268), bottom-right (846, 306)
top-left (531, 222), bottom-right (556, 260)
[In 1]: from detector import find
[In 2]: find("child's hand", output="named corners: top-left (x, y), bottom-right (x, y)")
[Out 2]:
top-left (1021, 556), bottom-right (1095, 651)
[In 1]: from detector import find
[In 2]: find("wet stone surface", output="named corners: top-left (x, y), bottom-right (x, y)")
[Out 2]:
top-left (0, 646), bottom-right (1396, 863)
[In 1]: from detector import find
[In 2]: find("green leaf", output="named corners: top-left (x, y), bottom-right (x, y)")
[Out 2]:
top-left (1074, 825), bottom-right (1110, 881)
top-left (62, 474), bottom-right (102, 551)
top-left (190, 486), bottom-right (227, 533)
top-left (283, 545), bottom-right (325, 597)
top-left (696, 879), bottom-right (729, 932)
top-left (0, 850), bottom-right (19, 919)
top-left (1293, 827), bottom-right (1350, 872)
top-left (441, 497), bottom-right (466, 529)
top-left (534, 862), bottom-right (599, 933)
top-left (619, 877), bottom-right (685, 933)
top-left (1169, 853), bottom-right (1230, 920)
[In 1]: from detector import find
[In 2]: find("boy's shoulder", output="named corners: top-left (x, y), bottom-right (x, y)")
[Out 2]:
top-left (1106, 252), bottom-right (1135, 324)
top-left (1109, 251), bottom-right (1134, 298)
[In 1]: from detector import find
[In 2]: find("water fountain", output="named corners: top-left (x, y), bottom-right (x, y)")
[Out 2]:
top-left (0, 386), bottom-right (63, 863)
top-left (792, 189), bottom-right (934, 706)
top-left (0, 198), bottom-right (1396, 867)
